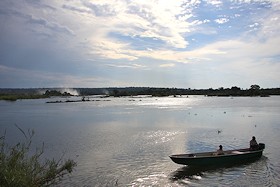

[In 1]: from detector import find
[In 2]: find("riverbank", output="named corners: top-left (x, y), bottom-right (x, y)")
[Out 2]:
top-left (1, 86), bottom-right (279, 101)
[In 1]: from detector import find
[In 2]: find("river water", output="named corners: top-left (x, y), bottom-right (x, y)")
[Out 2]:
top-left (0, 96), bottom-right (280, 186)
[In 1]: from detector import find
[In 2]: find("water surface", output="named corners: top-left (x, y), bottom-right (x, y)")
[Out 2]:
top-left (0, 96), bottom-right (279, 186)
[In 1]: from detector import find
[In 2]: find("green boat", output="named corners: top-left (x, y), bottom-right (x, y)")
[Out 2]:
top-left (169, 143), bottom-right (265, 166)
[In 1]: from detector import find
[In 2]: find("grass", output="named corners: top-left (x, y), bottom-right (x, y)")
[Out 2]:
top-left (0, 94), bottom-right (49, 101)
top-left (0, 125), bottom-right (77, 186)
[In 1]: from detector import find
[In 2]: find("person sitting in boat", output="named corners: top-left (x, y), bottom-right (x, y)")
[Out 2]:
top-left (216, 145), bottom-right (224, 155)
top-left (250, 136), bottom-right (259, 150)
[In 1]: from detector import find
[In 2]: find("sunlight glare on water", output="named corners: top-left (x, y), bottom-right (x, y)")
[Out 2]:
top-left (134, 96), bottom-right (200, 109)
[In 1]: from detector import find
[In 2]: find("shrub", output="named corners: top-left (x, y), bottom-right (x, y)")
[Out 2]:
top-left (0, 126), bottom-right (77, 187)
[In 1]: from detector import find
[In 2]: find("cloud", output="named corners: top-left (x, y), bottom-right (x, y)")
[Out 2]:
top-left (255, 1), bottom-right (280, 39)
top-left (26, 14), bottom-right (75, 35)
top-left (0, 6), bottom-right (74, 37)
top-left (79, 0), bottom-right (194, 49)
top-left (214, 18), bottom-right (229, 24)
top-left (206, 0), bottom-right (223, 7)
top-left (89, 38), bottom-right (138, 61)
top-left (0, 65), bottom-right (124, 88)
top-left (82, 1), bottom-right (118, 17)
top-left (1, 0), bottom-right (209, 62)
top-left (62, 4), bottom-right (91, 14)
top-left (249, 22), bottom-right (259, 28)
top-left (1, 0), bottom-right (280, 88)
top-left (159, 63), bottom-right (175, 68)
top-left (25, 0), bottom-right (56, 11)
top-left (66, 0), bottom-right (206, 62)
top-left (189, 35), bottom-right (280, 87)
top-left (106, 63), bottom-right (147, 69)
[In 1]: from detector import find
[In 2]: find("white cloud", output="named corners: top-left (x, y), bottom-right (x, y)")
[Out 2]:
top-left (206, 0), bottom-right (223, 7)
top-left (256, 1), bottom-right (280, 39)
top-left (197, 36), bottom-right (280, 80)
top-left (0, 0), bottom-right (229, 62)
top-left (3, 0), bottom-right (279, 63)
top-left (249, 22), bottom-right (259, 27)
top-left (89, 38), bottom-right (138, 61)
top-left (214, 18), bottom-right (229, 24)
top-left (1, 0), bottom-right (280, 88)
top-left (55, 0), bottom-right (203, 61)
top-left (76, 0), bottom-right (194, 49)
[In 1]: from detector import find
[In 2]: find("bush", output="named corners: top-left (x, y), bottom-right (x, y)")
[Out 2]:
top-left (0, 126), bottom-right (77, 187)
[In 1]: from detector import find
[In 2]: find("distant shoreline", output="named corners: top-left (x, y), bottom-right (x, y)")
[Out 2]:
top-left (1, 86), bottom-right (279, 101)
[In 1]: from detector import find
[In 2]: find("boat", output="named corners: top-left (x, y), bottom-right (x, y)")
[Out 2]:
top-left (169, 143), bottom-right (265, 166)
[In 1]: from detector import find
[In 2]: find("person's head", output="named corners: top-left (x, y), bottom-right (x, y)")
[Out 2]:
top-left (252, 136), bottom-right (256, 140)
top-left (219, 145), bottom-right (223, 150)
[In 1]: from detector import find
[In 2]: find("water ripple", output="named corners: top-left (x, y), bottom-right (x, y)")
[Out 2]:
top-left (144, 130), bottom-right (187, 144)
top-left (130, 173), bottom-right (169, 186)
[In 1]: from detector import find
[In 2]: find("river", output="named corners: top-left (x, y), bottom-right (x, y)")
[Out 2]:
top-left (0, 95), bottom-right (279, 186)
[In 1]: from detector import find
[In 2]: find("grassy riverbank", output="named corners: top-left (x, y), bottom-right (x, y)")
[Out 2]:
top-left (0, 94), bottom-right (49, 101)
top-left (0, 90), bottom-right (73, 101)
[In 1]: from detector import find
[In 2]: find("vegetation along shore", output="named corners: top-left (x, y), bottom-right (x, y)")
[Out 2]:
top-left (1, 85), bottom-right (280, 101)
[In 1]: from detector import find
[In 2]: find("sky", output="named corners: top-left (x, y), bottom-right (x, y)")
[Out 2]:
top-left (0, 0), bottom-right (280, 89)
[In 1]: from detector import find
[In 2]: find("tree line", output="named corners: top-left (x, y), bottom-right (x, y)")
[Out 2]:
top-left (103, 85), bottom-right (280, 97)
top-left (1, 85), bottom-right (280, 100)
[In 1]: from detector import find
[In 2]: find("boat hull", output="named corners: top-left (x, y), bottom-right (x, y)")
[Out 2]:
top-left (170, 148), bottom-right (264, 166)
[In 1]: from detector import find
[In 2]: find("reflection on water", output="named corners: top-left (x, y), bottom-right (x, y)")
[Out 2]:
top-left (0, 96), bottom-right (280, 186)
top-left (143, 130), bottom-right (186, 144)
top-left (131, 173), bottom-right (168, 186)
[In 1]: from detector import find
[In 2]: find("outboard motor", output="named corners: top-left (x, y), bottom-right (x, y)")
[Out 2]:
top-left (259, 143), bottom-right (265, 150)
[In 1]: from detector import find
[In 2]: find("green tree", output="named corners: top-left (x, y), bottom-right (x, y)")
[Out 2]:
top-left (249, 84), bottom-right (261, 96)
top-left (250, 84), bottom-right (260, 90)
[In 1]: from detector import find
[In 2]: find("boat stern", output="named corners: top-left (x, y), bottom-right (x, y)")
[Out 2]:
top-left (259, 143), bottom-right (265, 150)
